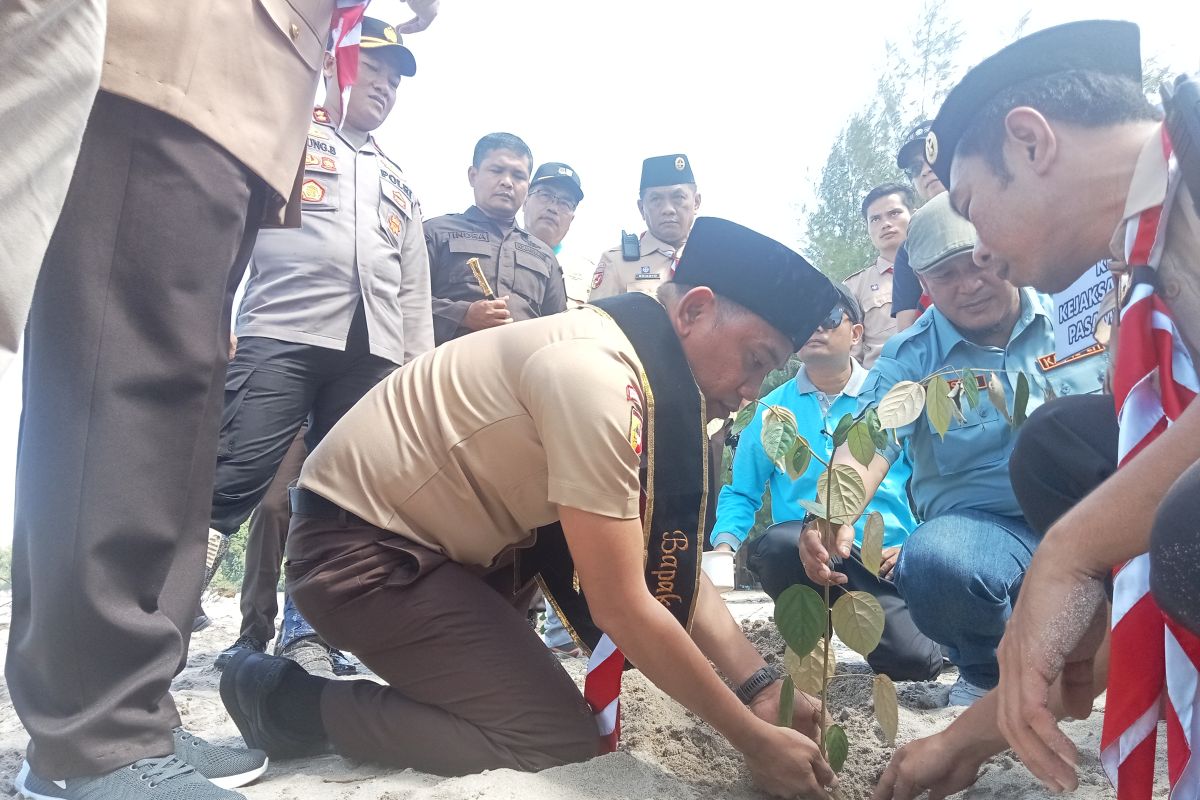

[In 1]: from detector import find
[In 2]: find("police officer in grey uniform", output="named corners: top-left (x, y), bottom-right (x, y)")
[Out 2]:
top-left (207, 19), bottom-right (434, 676)
top-left (424, 132), bottom-right (567, 344)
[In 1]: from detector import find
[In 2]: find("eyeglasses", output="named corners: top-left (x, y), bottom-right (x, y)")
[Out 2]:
top-left (903, 158), bottom-right (927, 182)
top-left (817, 306), bottom-right (847, 331)
top-left (529, 189), bottom-right (577, 212)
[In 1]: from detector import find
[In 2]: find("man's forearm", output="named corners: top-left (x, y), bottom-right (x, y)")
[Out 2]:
top-left (689, 575), bottom-right (767, 684)
top-left (830, 443), bottom-right (890, 522)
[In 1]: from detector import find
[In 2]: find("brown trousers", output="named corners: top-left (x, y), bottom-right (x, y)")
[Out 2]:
top-left (285, 514), bottom-right (600, 774)
top-left (6, 91), bottom-right (265, 778)
top-left (239, 427), bottom-right (307, 642)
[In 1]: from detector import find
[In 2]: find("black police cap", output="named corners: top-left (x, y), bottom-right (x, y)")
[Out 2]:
top-left (640, 154), bottom-right (695, 193)
top-left (928, 20), bottom-right (1140, 187)
top-left (531, 162), bottom-right (584, 203)
top-left (359, 17), bottom-right (417, 77)
top-left (673, 218), bottom-right (838, 350)
top-left (895, 120), bottom-right (933, 170)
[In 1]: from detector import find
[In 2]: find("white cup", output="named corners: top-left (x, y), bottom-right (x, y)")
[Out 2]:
top-left (702, 549), bottom-right (736, 594)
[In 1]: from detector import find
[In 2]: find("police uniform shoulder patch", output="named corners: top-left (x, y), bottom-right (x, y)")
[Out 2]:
top-left (313, 107), bottom-right (331, 125)
top-left (627, 402), bottom-right (644, 456)
top-left (387, 212), bottom-right (403, 235)
top-left (591, 264), bottom-right (606, 290)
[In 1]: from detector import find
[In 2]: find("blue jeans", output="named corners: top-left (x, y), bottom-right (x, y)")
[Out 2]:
top-left (893, 510), bottom-right (1040, 689)
top-left (279, 593), bottom-right (318, 650)
top-left (542, 604), bottom-right (574, 649)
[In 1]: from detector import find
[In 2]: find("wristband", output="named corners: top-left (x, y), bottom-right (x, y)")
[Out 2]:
top-left (735, 665), bottom-right (782, 705)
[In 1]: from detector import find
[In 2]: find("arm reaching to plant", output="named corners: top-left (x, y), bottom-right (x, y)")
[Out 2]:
top-left (873, 631), bottom-right (1110, 800)
top-left (559, 506), bottom-right (837, 799)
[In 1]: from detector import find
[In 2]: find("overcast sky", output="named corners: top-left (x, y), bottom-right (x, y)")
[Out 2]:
top-left (1, 0), bottom-right (1196, 542)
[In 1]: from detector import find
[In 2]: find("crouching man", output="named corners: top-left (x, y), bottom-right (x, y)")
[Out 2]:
top-left (220, 218), bottom-right (843, 799)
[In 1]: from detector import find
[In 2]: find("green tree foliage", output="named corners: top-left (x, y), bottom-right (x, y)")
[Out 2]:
top-left (803, 1), bottom-right (964, 281)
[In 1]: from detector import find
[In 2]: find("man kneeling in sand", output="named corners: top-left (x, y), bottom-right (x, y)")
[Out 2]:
top-left (220, 217), bottom-right (843, 799)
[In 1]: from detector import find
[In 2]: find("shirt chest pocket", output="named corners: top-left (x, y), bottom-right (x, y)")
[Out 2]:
top-left (926, 408), bottom-right (1010, 476)
top-left (446, 237), bottom-right (494, 292)
top-left (513, 251), bottom-right (550, 302)
top-left (301, 141), bottom-right (340, 212)
top-left (1040, 354), bottom-right (1108, 398)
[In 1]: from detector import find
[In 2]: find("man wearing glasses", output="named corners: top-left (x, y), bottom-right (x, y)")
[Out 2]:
top-left (521, 162), bottom-right (591, 306)
top-left (589, 153), bottom-right (700, 300)
top-left (425, 132), bottom-right (567, 344)
top-left (891, 120), bottom-right (947, 332)
top-left (711, 286), bottom-right (943, 682)
top-left (795, 194), bottom-right (1106, 706)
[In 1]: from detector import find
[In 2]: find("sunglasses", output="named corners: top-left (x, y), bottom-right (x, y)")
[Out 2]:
top-left (817, 306), bottom-right (847, 331)
top-left (903, 158), bottom-right (928, 181)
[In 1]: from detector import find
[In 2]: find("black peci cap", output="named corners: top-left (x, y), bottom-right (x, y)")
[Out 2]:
top-left (359, 17), bottom-right (417, 77)
top-left (531, 162), bottom-right (584, 203)
top-left (640, 154), bottom-right (695, 193)
top-left (927, 20), bottom-right (1141, 187)
top-left (673, 218), bottom-right (838, 350)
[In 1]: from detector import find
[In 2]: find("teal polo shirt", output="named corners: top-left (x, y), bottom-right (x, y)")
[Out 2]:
top-left (859, 288), bottom-right (1108, 521)
top-left (712, 360), bottom-right (917, 551)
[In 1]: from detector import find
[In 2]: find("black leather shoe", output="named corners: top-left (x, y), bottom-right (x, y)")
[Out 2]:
top-left (219, 651), bottom-right (330, 759)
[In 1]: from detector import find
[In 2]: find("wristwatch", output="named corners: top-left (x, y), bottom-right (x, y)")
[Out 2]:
top-left (735, 664), bottom-right (782, 705)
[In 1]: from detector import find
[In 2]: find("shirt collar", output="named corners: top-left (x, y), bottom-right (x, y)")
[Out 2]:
top-left (928, 287), bottom-right (1050, 359)
top-left (641, 230), bottom-right (681, 257)
top-left (793, 358), bottom-right (869, 399)
top-left (465, 205), bottom-right (515, 234)
top-left (1123, 124), bottom-right (1170, 221)
top-left (874, 255), bottom-right (895, 275)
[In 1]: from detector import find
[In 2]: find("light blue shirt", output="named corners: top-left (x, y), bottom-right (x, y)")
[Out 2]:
top-left (859, 288), bottom-right (1108, 521)
top-left (712, 360), bottom-right (917, 551)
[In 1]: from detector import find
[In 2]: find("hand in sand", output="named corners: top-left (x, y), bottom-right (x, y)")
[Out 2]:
top-left (799, 521), bottom-right (856, 586)
top-left (743, 722), bottom-right (835, 799)
top-left (463, 296), bottom-right (513, 331)
top-left (995, 536), bottom-right (1108, 793)
top-left (749, 679), bottom-right (823, 741)
top-left (872, 731), bottom-right (984, 800)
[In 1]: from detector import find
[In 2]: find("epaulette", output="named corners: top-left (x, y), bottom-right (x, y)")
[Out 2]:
top-left (312, 107), bottom-right (332, 126)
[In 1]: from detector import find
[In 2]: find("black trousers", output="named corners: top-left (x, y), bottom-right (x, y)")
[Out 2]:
top-left (1011, 394), bottom-right (1200, 635)
top-left (7, 92), bottom-right (265, 778)
top-left (746, 522), bottom-right (944, 681)
top-left (209, 303), bottom-right (396, 535)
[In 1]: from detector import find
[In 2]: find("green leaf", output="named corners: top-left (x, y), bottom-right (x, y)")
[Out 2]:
top-left (873, 674), bottom-right (899, 746)
top-left (761, 405), bottom-right (799, 472)
top-left (732, 404), bottom-right (756, 435)
top-left (960, 368), bottom-right (981, 410)
top-left (786, 437), bottom-right (813, 480)
top-left (831, 590), bottom-right (885, 657)
top-left (784, 641), bottom-right (836, 697)
top-left (831, 413), bottom-right (855, 447)
top-left (1013, 372), bottom-right (1030, 428)
top-left (866, 408), bottom-right (890, 451)
top-left (846, 421), bottom-right (877, 467)
top-left (774, 584), bottom-right (827, 658)
top-left (926, 374), bottom-right (954, 440)
top-left (876, 381), bottom-right (926, 429)
top-left (777, 675), bottom-right (795, 728)
top-left (798, 499), bottom-right (828, 520)
top-left (816, 464), bottom-right (866, 524)
top-left (861, 511), bottom-right (884, 575)
top-left (987, 372), bottom-right (1011, 423)
top-left (826, 724), bottom-right (849, 773)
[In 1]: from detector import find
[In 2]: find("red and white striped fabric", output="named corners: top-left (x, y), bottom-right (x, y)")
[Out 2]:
top-left (1101, 126), bottom-right (1200, 799)
top-left (584, 634), bottom-right (623, 753)
top-left (329, 1), bottom-right (370, 123)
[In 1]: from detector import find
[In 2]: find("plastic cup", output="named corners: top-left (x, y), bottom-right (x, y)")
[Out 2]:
top-left (702, 549), bottom-right (735, 594)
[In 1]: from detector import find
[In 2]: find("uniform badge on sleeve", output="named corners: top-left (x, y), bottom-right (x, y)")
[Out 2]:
top-left (591, 265), bottom-right (606, 290)
top-left (301, 179), bottom-right (326, 203)
top-left (628, 406), bottom-right (644, 456)
top-left (391, 190), bottom-right (411, 215)
top-left (387, 213), bottom-right (402, 235)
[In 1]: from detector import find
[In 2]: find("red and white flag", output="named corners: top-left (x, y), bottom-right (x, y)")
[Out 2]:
top-left (1101, 126), bottom-right (1200, 799)
top-left (329, 1), bottom-right (370, 124)
top-left (584, 634), bottom-right (623, 753)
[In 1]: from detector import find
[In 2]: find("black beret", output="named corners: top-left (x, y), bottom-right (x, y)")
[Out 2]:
top-left (928, 20), bottom-right (1141, 186)
top-left (673, 218), bottom-right (838, 350)
top-left (640, 154), bottom-right (695, 193)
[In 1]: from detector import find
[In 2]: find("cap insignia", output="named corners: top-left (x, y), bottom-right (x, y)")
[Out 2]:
top-left (925, 131), bottom-right (939, 166)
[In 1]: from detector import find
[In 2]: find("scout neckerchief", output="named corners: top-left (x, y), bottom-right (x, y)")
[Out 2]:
top-left (329, 1), bottom-right (370, 125)
top-left (1101, 125), bottom-right (1200, 797)
top-left (518, 293), bottom-right (710, 753)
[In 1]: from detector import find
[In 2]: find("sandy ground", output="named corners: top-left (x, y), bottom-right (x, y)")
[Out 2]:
top-left (0, 590), bottom-right (1166, 799)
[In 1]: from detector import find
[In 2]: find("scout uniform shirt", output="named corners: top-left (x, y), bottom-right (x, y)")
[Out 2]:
top-left (1109, 125), bottom-right (1200, 365)
top-left (298, 307), bottom-right (647, 567)
top-left (859, 288), bottom-right (1107, 522)
top-left (236, 108), bottom-right (434, 366)
top-left (842, 256), bottom-right (897, 368)
top-left (588, 231), bottom-right (680, 301)
top-left (424, 207), bottom-right (567, 345)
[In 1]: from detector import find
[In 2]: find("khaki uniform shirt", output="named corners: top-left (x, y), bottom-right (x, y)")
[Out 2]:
top-left (1109, 125), bottom-right (1200, 364)
top-left (101, 0), bottom-right (336, 225)
top-left (842, 256), bottom-right (896, 368)
top-left (299, 308), bottom-right (646, 567)
top-left (425, 207), bottom-right (567, 344)
top-left (588, 231), bottom-right (680, 301)
top-left (236, 110), bottom-right (434, 366)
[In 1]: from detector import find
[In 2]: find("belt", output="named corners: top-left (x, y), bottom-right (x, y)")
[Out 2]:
top-left (289, 487), bottom-right (368, 525)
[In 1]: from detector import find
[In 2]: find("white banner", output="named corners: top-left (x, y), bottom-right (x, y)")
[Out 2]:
top-left (1054, 260), bottom-right (1113, 361)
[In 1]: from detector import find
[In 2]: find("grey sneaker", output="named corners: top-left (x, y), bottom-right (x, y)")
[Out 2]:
top-left (215, 636), bottom-right (267, 671)
top-left (947, 675), bottom-right (990, 707)
top-left (15, 754), bottom-right (245, 799)
top-left (173, 727), bottom-right (267, 789)
top-left (278, 636), bottom-right (335, 679)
